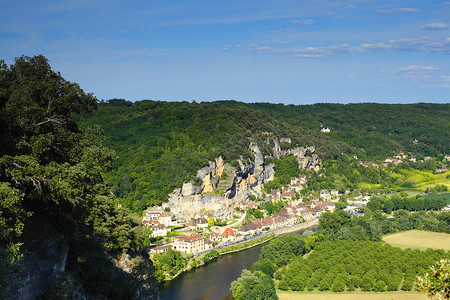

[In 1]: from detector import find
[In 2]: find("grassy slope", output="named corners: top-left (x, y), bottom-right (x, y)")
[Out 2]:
top-left (382, 230), bottom-right (450, 250)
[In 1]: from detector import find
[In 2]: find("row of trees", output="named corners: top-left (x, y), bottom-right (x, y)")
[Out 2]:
top-left (231, 207), bottom-right (450, 298)
top-left (367, 194), bottom-right (448, 214)
top-left (318, 209), bottom-right (450, 241)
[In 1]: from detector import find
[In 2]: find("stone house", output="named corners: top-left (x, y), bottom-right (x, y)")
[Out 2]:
top-left (187, 219), bottom-right (197, 230)
top-left (196, 217), bottom-right (209, 230)
top-left (149, 245), bottom-right (169, 255)
top-left (151, 223), bottom-right (171, 237)
top-left (172, 233), bottom-right (205, 254)
top-left (280, 191), bottom-right (295, 200)
top-left (320, 189), bottom-right (331, 201)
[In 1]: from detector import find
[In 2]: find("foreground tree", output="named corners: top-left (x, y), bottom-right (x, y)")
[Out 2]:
top-left (230, 269), bottom-right (278, 300)
top-left (417, 259), bottom-right (450, 299)
top-left (0, 55), bottom-right (155, 299)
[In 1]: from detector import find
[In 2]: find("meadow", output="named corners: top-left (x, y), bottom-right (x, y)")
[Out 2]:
top-left (382, 230), bottom-right (450, 251)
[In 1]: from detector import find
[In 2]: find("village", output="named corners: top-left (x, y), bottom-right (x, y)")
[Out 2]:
top-left (143, 173), bottom-right (344, 256)
top-left (143, 150), bottom-right (449, 256)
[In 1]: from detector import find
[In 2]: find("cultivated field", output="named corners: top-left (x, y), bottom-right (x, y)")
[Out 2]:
top-left (277, 292), bottom-right (428, 300)
top-left (383, 230), bottom-right (450, 251)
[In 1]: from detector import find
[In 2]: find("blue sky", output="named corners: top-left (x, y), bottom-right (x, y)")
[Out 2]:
top-left (1, 0), bottom-right (450, 104)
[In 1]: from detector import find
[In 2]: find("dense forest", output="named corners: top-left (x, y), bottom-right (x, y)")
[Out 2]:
top-left (249, 102), bottom-right (449, 160)
top-left (77, 99), bottom-right (448, 213)
top-left (0, 55), bottom-right (157, 299)
top-left (77, 100), bottom-right (348, 211)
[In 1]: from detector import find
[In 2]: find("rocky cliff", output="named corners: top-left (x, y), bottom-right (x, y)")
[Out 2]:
top-left (8, 238), bottom-right (159, 300)
top-left (168, 140), bottom-right (321, 220)
top-left (273, 139), bottom-right (320, 170)
top-left (168, 145), bottom-right (275, 220)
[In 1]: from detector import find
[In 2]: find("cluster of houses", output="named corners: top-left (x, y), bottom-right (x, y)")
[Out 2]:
top-left (238, 199), bottom-right (335, 235)
top-left (355, 151), bottom-right (447, 170)
top-left (142, 210), bottom-right (178, 237)
top-left (357, 151), bottom-right (449, 173)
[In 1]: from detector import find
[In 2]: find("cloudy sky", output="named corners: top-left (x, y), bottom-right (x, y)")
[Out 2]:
top-left (1, 0), bottom-right (449, 104)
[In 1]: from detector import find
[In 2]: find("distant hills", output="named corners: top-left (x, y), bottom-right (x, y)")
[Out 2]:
top-left (78, 100), bottom-right (449, 212)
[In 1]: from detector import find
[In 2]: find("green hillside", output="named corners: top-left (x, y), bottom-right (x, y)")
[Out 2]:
top-left (78, 100), bottom-right (348, 211)
top-left (78, 100), bottom-right (449, 212)
top-left (248, 102), bottom-right (449, 160)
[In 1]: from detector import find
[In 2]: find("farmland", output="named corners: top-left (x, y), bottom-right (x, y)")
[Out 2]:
top-left (383, 230), bottom-right (450, 251)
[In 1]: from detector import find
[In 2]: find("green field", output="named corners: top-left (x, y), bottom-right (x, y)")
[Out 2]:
top-left (278, 291), bottom-right (427, 300)
top-left (383, 230), bottom-right (450, 251)
top-left (388, 169), bottom-right (449, 192)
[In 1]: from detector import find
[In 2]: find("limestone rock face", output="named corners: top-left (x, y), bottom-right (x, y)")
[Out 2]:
top-left (181, 182), bottom-right (196, 196)
top-left (168, 141), bottom-right (319, 220)
top-left (272, 140), bottom-right (320, 170)
top-left (169, 148), bottom-right (274, 220)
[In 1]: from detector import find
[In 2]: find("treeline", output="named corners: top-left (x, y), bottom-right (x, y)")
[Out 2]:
top-left (249, 102), bottom-right (450, 160)
top-left (319, 209), bottom-right (450, 241)
top-left (0, 55), bottom-right (156, 299)
top-left (367, 194), bottom-right (448, 214)
top-left (78, 100), bottom-right (348, 212)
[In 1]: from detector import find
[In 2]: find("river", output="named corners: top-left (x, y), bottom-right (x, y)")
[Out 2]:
top-left (159, 227), bottom-right (315, 300)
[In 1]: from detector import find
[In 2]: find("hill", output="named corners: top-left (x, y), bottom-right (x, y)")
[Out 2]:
top-left (78, 100), bottom-right (449, 213)
top-left (248, 102), bottom-right (449, 160)
top-left (77, 100), bottom-right (349, 212)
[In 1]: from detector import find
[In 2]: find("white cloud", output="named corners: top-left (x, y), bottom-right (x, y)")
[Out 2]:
top-left (376, 8), bottom-right (422, 14)
top-left (241, 37), bottom-right (450, 58)
top-left (395, 65), bottom-right (439, 72)
top-left (342, 5), bottom-right (357, 10)
top-left (270, 28), bottom-right (299, 33)
top-left (422, 23), bottom-right (449, 30)
top-left (289, 19), bottom-right (314, 25)
top-left (394, 65), bottom-right (450, 84)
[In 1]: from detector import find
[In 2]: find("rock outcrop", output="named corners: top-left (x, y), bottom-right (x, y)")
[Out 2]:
top-left (168, 140), bottom-right (321, 220)
top-left (273, 140), bottom-right (320, 170)
top-left (9, 237), bottom-right (70, 300)
top-left (168, 149), bottom-right (275, 220)
top-left (8, 237), bottom-right (159, 300)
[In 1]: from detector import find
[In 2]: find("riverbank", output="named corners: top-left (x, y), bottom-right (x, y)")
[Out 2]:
top-left (161, 219), bottom-right (319, 282)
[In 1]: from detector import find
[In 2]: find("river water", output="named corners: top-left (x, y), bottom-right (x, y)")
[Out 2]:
top-left (159, 227), bottom-right (314, 300)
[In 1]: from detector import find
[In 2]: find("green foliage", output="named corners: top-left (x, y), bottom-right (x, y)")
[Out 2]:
top-left (277, 239), bottom-right (450, 292)
top-left (153, 246), bottom-right (187, 279)
top-left (202, 249), bottom-right (219, 264)
top-left (230, 270), bottom-right (278, 300)
top-left (264, 200), bottom-right (285, 215)
top-left (251, 259), bottom-right (276, 277)
top-left (0, 55), bottom-right (154, 298)
top-left (417, 259), bottom-right (450, 299)
top-left (249, 102), bottom-right (450, 159)
top-left (319, 209), bottom-right (450, 241)
top-left (260, 234), bottom-right (305, 267)
top-left (78, 100), bottom-right (349, 212)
